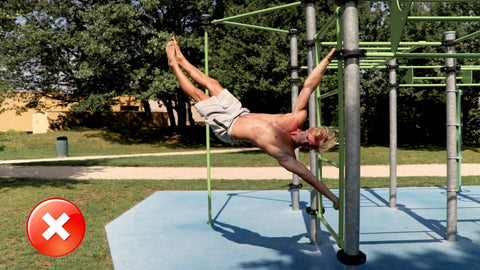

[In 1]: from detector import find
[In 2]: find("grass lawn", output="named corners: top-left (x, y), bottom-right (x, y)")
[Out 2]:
top-left (2, 129), bottom-right (480, 166)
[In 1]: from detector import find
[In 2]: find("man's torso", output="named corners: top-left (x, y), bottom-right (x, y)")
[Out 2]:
top-left (231, 112), bottom-right (305, 159)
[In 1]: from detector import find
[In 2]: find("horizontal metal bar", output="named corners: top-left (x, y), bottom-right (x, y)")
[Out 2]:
top-left (329, 64), bottom-right (480, 71)
top-left (400, 83), bottom-right (480, 87)
top-left (362, 47), bottom-right (413, 51)
top-left (408, 16), bottom-right (480, 22)
top-left (211, 1), bottom-right (302, 23)
top-left (368, 52), bottom-right (480, 59)
top-left (413, 77), bottom-right (449, 80)
top-left (411, 0), bottom-right (480, 2)
top-left (412, 77), bottom-right (465, 80)
top-left (320, 41), bottom-right (442, 46)
top-left (217, 21), bottom-right (289, 34)
top-left (400, 84), bottom-right (447, 87)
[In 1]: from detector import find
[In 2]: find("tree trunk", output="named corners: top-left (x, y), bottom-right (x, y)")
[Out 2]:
top-left (162, 100), bottom-right (177, 127)
top-left (141, 99), bottom-right (153, 122)
top-left (176, 98), bottom-right (187, 127)
top-left (187, 102), bottom-right (195, 126)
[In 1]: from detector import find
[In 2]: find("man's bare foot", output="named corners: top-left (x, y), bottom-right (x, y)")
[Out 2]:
top-left (166, 38), bottom-right (178, 68)
top-left (171, 37), bottom-right (187, 66)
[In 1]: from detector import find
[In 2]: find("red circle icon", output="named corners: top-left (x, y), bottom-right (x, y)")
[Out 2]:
top-left (26, 198), bottom-right (85, 257)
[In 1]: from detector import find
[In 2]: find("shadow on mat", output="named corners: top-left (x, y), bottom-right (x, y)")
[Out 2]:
top-left (212, 220), bottom-right (340, 270)
top-left (211, 189), bottom-right (480, 270)
top-left (211, 191), bottom-right (342, 270)
top-left (360, 187), bottom-right (480, 270)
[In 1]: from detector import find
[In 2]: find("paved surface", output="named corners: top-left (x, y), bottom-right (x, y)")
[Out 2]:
top-left (1, 163), bottom-right (480, 180)
top-left (106, 187), bottom-right (480, 270)
top-left (0, 149), bottom-right (479, 179)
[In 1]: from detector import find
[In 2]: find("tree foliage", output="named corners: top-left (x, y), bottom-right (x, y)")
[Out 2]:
top-left (0, 1), bottom-right (479, 144)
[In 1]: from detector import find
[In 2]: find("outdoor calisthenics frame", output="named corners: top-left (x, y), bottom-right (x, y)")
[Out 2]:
top-left (199, 1), bottom-right (361, 266)
top-left (197, 0), bottom-right (480, 267)
top-left (316, 0), bottom-right (480, 246)
top-left (200, 0), bottom-right (346, 242)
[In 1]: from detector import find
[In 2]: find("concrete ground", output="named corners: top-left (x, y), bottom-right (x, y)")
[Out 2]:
top-left (106, 188), bottom-right (480, 270)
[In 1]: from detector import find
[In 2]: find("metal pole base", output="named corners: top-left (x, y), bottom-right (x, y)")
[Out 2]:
top-left (337, 249), bottom-right (367, 266)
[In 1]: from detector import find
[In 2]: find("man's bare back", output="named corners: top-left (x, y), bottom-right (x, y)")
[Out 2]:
top-left (231, 112), bottom-right (303, 156)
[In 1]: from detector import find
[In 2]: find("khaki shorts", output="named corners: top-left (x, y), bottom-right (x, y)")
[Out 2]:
top-left (194, 89), bottom-right (250, 144)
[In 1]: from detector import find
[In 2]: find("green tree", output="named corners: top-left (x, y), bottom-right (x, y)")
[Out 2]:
top-left (0, 1), bottom-right (210, 127)
top-left (0, 1), bottom-right (138, 112)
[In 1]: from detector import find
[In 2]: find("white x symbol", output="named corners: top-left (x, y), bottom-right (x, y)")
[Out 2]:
top-left (42, 212), bottom-right (70, 241)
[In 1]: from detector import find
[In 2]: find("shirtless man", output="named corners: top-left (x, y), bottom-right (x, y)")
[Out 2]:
top-left (166, 37), bottom-right (339, 209)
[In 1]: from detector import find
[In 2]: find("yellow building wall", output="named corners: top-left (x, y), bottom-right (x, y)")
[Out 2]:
top-left (0, 92), bottom-right (69, 133)
top-left (0, 93), bottom-right (171, 133)
top-left (0, 109), bottom-right (34, 132)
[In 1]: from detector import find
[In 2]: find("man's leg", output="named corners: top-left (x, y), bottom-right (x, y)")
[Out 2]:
top-left (172, 37), bottom-right (224, 96)
top-left (166, 38), bottom-right (209, 102)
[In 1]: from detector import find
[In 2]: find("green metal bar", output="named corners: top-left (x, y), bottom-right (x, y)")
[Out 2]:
top-left (211, 1), bottom-right (302, 23)
top-left (400, 65), bottom-right (480, 70)
top-left (315, 8), bottom-right (339, 40)
top-left (457, 89), bottom-right (462, 192)
top-left (408, 16), bottom-right (480, 22)
top-left (368, 52), bottom-right (480, 59)
top-left (315, 40), bottom-right (322, 126)
top-left (411, 0), bottom-right (480, 2)
top-left (329, 64), bottom-right (480, 72)
top-left (362, 47), bottom-right (413, 51)
top-left (319, 89), bottom-right (339, 100)
top-left (318, 155), bottom-right (340, 168)
top-left (455, 30), bottom-right (480, 44)
top-left (359, 59), bottom-right (388, 62)
top-left (320, 41), bottom-right (442, 46)
top-left (412, 76), bottom-right (463, 80)
top-left (204, 29), bottom-right (212, 227)
top-left (314, 39), bottom-right (325, 230)
top-left (400, 83), bottom-right (480, 87)
top-left (318, 215), bottom-right (344, 248)
top-left (400, 84), bottom-right (447, 87)
top-left (217, 20), bottom-right (289, 34)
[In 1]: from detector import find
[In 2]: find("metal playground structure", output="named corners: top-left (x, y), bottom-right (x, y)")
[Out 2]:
top-left (199, 0), bottom-right (480, 268)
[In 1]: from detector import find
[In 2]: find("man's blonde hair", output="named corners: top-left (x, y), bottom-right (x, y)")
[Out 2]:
top-left (308, 126), bottom-right (337, 153)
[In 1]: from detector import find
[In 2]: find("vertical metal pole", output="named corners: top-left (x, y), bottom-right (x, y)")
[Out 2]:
top-left (456, 89), bottom-right (462, 192)
top-left (337, 1), bottom-right (366, 268)
top-left (335, 8), bottom-right (346, 244)
top-left (445, 31), bottom-right (457, 242)
top-left (305, 0), bottom-right (321, 244)
top-left (388, 59), bottom-right (398, 209)
top-left (290, 29), bottom-right (301, 211)
top-left (204, 28), bottom-right (212, 227)
top-left (201, 15), bottom-right (213, 227)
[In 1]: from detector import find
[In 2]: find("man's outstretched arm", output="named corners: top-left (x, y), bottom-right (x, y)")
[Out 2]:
top-left (293, 48), bottom-right (336, 113)
top-left (276, 153), bottom-right (339, 209)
